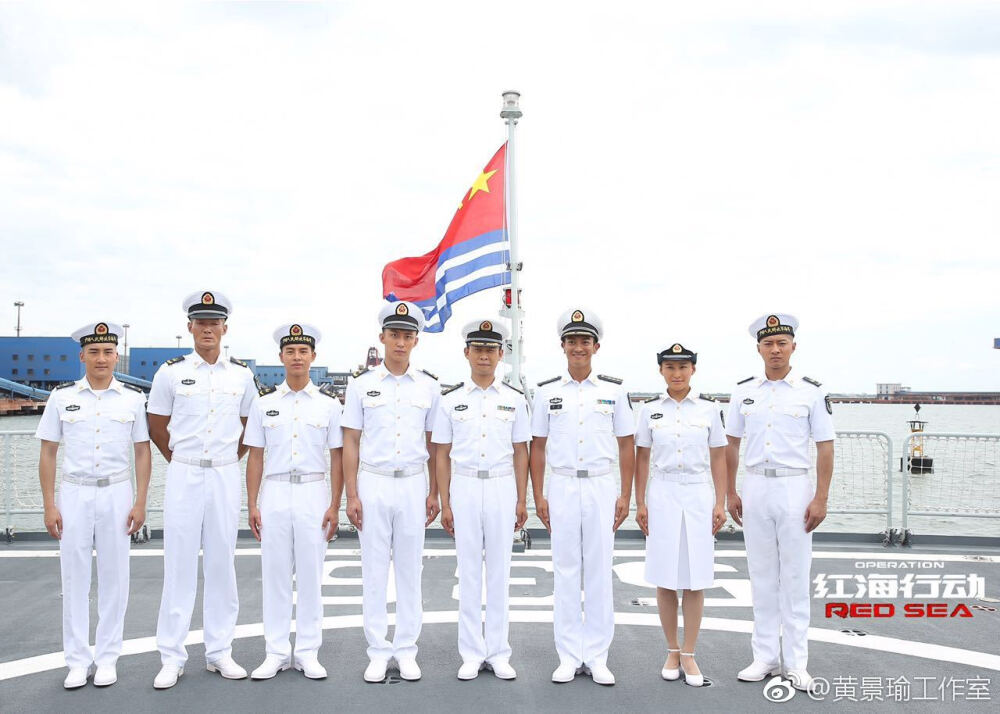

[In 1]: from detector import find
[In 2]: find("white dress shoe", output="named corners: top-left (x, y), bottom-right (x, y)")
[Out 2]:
top-left (63, 666), bottom-right (91, 689)
top-left (785, 669), bottom-right (814, 691)
top-left (206, 655), bottom-right (248, 680)
top-left (680, 653), bottom-right (704, 687)
top-left (251, 655), bottom-right (290, 680)
top-left (93, 665), bottom-right (118, 687)
top-left (661, 648), bottom-right (681, 681)
top-left (458, 661), bottom-right (483, 680)
top-left (551, 663), bottom-right (579, 683)
top-left (364, 658), bottom-right (388, 683)
top-left (585, 663), bottom-right (616, 686)
top-left (485, 659), bottom-right (517, 680)
top-left (397, 657), bottom-right (422, 681)
top-left (737, 660), bottom-right (781, 682)
top-left (295, 656), bottom-right (327, 680)
top-left (153, 664), bottom-right (183, 689)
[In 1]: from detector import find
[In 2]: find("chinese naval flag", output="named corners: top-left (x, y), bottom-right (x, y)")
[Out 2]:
top-left (381, 144), bottom-right (510, 333)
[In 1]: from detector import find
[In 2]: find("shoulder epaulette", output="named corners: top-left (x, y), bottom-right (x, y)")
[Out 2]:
top-left (165, 355), bottom-right (185, 366)
top-left (598, 374), bottom-right (622, 385)
top-left (698, 393), bottom-right (716, 402)
top-left (644, 394), bottom-right (661, 403)
top-left (737, 376), bottom-right (754, 385)
top-left (352, 367), bottom-right (369, 378)
top-left (123, 382), bottom-right (144, 394)
top-left (230, 357), bottom-right (249, 369)
top-left (258, 384), bottom-right (277, 397)
top-left (420, 368), bottom-right (438, 381)
top-left (53, 381), bottom-right (76, 390)
top-left (319, 383), bottom-right (339, 399)
top-left (537, 376), bottom-right (560, 387)
top-left (803, 376), bottom-right (822, 387)
top-left (502, 381), bottom-right (524, 395)
top-left (441, 382), bottom-right (463, 396)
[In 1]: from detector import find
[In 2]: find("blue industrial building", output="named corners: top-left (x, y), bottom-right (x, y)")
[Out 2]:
top-left (0, 337), bottom-right (83, 390)
top-left (254, 366), bottom-right (349, 393)
top-left (128, 347), bottom-right (191, 382)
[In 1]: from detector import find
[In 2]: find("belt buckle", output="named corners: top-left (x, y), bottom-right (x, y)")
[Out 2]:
top-left (289, 474), bottom-right (302, 484)
top-left (200, 458), bottom-right (213, 468)
top-left (764, 468), bottom-right (777, 477)
top-left (96, 477), bottom-right (110, 487)
top-left (576, 469), bottom-right (588, 478)
top-left (393, 469), bottom-right (405, 478)
top-left (477, 470), bottom-right (490, 479)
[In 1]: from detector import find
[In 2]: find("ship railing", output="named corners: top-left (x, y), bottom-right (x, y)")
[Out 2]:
top-left (901, 432), bottom-right (1000, 544)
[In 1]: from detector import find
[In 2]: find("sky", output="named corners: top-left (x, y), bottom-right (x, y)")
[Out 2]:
top-left (1, 0), bottom-right (998, 394)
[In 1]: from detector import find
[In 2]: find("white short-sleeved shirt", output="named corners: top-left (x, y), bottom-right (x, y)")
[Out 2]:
top-left (340, 364), bottom-right (440, 469)
top-left (243, 380), bottom-right (344, 477)
top-left (635, 392), bottom-right (727, 476)
top-left (725, 372), bottom-right (835, 470)
top-left (35, 377), bottom-right (149, 480)
top-left (431, 379), bottom-right (530, 470)
top-left (146, 353), bottom-right (256, 461)
top-left (530, 371), bottom-right (636, 472)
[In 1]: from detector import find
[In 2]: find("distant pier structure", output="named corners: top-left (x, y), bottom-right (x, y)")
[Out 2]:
top-left (901, 403), bottom-right (934, 474)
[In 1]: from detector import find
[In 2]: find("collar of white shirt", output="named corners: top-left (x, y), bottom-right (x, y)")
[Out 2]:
top-left (659, 390), bottom-right (699, 405)
top-left (275, 380), bottom-right (319, 397)
top-left (559, 370), bottom-right (599, 387)
top-left (375, 363), bottom-right (418, 382)
top-left (74, 376), bottom-right (126, 395)
top-left (465, 379), bottom-right (500, 394)
top-left (755, 369), bottom-right (801, 387)
top-left (187, 351), bottom-right (230, 369)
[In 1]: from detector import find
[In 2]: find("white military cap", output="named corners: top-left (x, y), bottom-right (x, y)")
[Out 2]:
top-left (749, 313), bottom-right (798, 342)
top-left (462, 318), bottom-right (509, 346)
top-left (71, 321), bottom-right (123, 346)
top-left (378, 300), bottom-right (425, 331)
top-left (556, 307), bottom-right (602, 340)
top-left (183, 290), bottom-right (232, 319)
top-left (273, 323), bottom-right (322, 348)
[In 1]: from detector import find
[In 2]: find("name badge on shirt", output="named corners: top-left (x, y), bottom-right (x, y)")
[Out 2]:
top-left (743, 398), bottom-right (754, 405)
top-left (650, 413), bottom-right (663, 419)
top-left (266, 410), bottom-right (279, 416)
top-left (65, 404), bottom-right (80, 412)
top-left (454, 404), bottom-right (468, 411)
top-left (181, 379), bottom-right (196, 385)
top-left (367, 390), bottom-right (381, 397)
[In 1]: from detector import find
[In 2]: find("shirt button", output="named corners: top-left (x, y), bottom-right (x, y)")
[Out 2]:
top-left (95, 463), bottom-right (100, 467)
top-left (95, 428), bottom-right (100, 433)
top-left (482, 433), bottom-right (486, 438)
top-left (293, 434), bottom-right (298, 438)
top-left (767, 424), bottom-right (771, 428)
top-left (397, 433), bottom-right (401, 437)
top-left (208, 429), bottom-right (212, 433)
top-left (96, 445), bottom-right (100, 450)
top-left (766, 442), bottom-right (771, 446)
top-left (96, 412), bottom-right (101, 416)
top-left (396, 450), bottom-right (401, 454)
top-left (293, 452), bottom-right (298, 456)
top-left (481, 453), bottom-right (486, 457)
top-left (294, 417), bottom-right (299, 421)
top-left (677, 449), bottom-right (682, 453)
top-left (579, 457), bottom-right (583, 461)
top-left (210, 409), bottom-right (215, 413)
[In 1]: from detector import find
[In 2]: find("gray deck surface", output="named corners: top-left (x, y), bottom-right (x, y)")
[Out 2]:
top-left (1, 533), bottom-right (998, 712)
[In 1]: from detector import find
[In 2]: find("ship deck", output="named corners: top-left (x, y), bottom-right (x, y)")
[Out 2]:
top-left (1, 532), bottom-right (999, 712)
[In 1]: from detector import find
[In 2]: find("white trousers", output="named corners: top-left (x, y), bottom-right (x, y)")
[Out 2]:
top-left (259, 478), bottom-right (329, 660)
top-left (156, 460), bottom-right (241, 667)
top-left (451, 472), bottom-right (517, 665)
top-left (358, 467), bottom-right (426, 662)
top-left (742, 473), bottom-right (814, 670)
top-left (549, 473), bottom-right (616, 668)
top-left (58, 479), bottom-right (133, 669)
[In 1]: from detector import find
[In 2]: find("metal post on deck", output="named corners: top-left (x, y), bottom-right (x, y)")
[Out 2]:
top-left (4, 434), bottom-right (13, 542)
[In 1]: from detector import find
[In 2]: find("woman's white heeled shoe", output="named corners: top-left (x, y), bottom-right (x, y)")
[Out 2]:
top-left (660, 649), bottom-right (681, 681)
top-left (680, 652), bottom-right (704, 687)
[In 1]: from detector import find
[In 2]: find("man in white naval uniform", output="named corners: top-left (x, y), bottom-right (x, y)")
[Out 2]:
top-left (245, 323), bottom-right (344, 681)
top-left (148, 291), bottom-right (257, 689)
top-left (725, 313), bottom-right (834, 692)
top-left (529, 308), bottom-right (636, 686)
top-left (36, 322), bottom-right (151, 689)
top-left (342, 301), bottom-right (441, 683)
top-left (433, 319), bottom-right (530, 681)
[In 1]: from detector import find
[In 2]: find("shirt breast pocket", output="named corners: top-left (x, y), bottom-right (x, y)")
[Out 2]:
top-left (777, 403), bottom-right (810, 435)
top-left (106, 412), bottom-right (136, 441)
top-left (491, 408), bottom-right (516, 436)
top-left (362, 396), bottom-right (389, 426)
top-left (58, 410), bottom-right (89, 442)
top-left (175, 385), bottom-right (208, 415)
top-left (548, 405), bottom-right (569, 432)
top-left (305, 418), bottom-right (329, 446)
top-left (217, 386), bottom-right (243, 414)
top-left (591, 403), bottom-right (614, 432)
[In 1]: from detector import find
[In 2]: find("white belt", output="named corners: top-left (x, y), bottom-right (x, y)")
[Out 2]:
top-left (747, 466), bottom-right (808, 478)
top-left (62, 470), bottom-right (130, 487)
top-left (360, 462), bottom-right (424, 478)
top-left (552, 466), bottom-right (611, 478)
top-left (266, 471), bottom-right (325, 484)
top-left (172, 454), bottom-right (240, 468)
top-left (453, 464), bottom-right (513, 479)
top-left (650, 468), bottom-right (710, 484)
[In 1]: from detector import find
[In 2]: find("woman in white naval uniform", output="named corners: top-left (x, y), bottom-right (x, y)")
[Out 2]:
top-left (36, 322), bottom-right (151, 690)
top-left (244, 324), bottom-right (344, 681)
top-left (634, 343), bottom-right (727, 687)
top-left (433, 319), bottom-right (530, 681)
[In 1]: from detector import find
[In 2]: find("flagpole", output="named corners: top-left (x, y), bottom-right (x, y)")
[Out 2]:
top-left (501, 90), bottom-right (525, 390)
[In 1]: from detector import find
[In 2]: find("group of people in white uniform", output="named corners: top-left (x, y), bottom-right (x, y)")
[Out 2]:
top-left (36, 290), bottom-right (834, 694)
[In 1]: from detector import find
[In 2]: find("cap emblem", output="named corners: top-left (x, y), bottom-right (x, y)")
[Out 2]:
top-left (480, 320), bottom-right (492, 331)
top-left (671, 343), bottom-right (682, 353)
top-left (766, 314), bottom-right (779, 328)
top-left (571, 310), bottom-right (584, 323)
top-left (95, 323), bottom-right (109, 335)
top-left (202, 292), bottom-right (215, 305)
top-left (290, 324), bottom-right (303, 336)
top-left (396, 303), bottom-right (409, 316)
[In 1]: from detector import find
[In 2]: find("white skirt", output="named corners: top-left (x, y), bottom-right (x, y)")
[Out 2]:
top-left (644, 476), bottom-right (715, 591)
